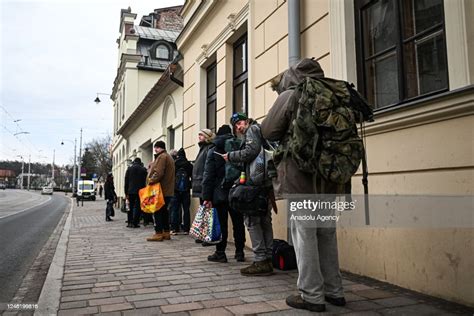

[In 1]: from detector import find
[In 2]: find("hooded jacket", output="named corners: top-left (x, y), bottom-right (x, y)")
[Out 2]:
top-left (104, 178), bottom-right (116, 201)
top-left (261, 58), bottom-right (336, 196)
top-left (124, 161), bottom-right (147, 195)
top-left (174, 148), bottom-right (193, 191)
top-left (192, 141), bottom-right (214, 198)
top-left (202, 133), bottom-right (233, 204)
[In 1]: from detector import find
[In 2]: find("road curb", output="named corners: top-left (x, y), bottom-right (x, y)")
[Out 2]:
top-left (34, 197), bottom-right (74, 315)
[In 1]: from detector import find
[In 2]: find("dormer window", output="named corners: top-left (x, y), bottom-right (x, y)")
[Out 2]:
top-left (156, 44), bottom-right (170, 60)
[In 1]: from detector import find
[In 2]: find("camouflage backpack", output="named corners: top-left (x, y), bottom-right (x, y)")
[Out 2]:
top-left (273, 77), bottom-right (373, 191)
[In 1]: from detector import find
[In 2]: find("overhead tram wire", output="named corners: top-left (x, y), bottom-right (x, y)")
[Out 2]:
top-left (1, 105), bottom-right (40, 153)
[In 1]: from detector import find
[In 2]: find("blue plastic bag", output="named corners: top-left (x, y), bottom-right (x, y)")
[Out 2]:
top-left (204, 208), bottom-right (221, 243)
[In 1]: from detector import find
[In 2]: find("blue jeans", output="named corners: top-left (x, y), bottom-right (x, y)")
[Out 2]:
top-left (153, 196), bottom-right (171, 233)
top-left (170, 191), bottom-right (191, 232)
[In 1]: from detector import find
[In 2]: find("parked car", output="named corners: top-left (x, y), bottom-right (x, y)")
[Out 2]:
top-left (41, 186), bottom-right (53, 195)
top-left (0, 183), bottom-right (5, 190)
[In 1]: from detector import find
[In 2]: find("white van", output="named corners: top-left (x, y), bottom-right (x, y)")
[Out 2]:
top-left (77, 180), bottom-right (96, 201)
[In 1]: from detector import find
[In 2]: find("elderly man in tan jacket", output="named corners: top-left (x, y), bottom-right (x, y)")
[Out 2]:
top-left (146, 141), bottom-right (175, 242)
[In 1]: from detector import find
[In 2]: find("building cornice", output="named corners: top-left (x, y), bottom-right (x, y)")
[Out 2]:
top-left (176, 0), bottom-right (219, 50)
top-left (365, 85), bottom-right (474, 136)
top-left (124, 34), bottom-right (139, 41)
top-left (195, 2), bottom-right (249, 66)
top-left (180, 0), bottom-right (196, 17)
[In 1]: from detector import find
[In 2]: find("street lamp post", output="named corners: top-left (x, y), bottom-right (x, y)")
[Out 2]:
top-left (78, 128), bottom-right (83, 183)
top-left (52, 149), bottom-right (55, 186)
top-left (27, 154), bottom-right (31, 190)
top-left (94, 92), bottom-right (111, 104)
top-left (17, 155), bottom-right (24, 189)
top-left (61, 139), bottom-right (77, 194)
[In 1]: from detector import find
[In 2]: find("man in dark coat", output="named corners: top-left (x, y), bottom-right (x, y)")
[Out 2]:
top-left (191, 129), bottom-right (215, 201)
top-left (202, 125), bottom-right (246, 263)
top-left (261, 58), bottom-right (345, 312)
top-left (104, 173), bottom-right (117, 222)
top-left (171, 148), bottom-right (193, 234)
top-left (124, 157), bottom-right (148, 228)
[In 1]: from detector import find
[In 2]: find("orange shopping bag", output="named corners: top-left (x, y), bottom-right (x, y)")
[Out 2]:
top-left (139, 183), bottom-right (165, 214)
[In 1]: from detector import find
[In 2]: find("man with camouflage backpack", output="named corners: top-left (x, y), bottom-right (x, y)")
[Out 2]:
top-left (261, 58), bottom-right (373, 312)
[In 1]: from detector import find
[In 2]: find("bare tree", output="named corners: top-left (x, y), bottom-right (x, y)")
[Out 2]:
top-left (85, 135), bottom-right (112, 181)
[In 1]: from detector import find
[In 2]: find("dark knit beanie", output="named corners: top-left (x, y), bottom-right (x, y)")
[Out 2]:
top-left (216, 125), bottom-right (232, 136)
top-left (154, 141), bottom-right (166, 150)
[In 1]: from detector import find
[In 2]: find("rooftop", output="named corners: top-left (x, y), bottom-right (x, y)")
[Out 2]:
top-left (134, 26), bottom-right (180, 42)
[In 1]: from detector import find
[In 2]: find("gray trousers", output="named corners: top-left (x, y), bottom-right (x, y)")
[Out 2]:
top-left (244, 210), bottom-right (273, 262)
top-left (291, 221), bottom-right (344, 304)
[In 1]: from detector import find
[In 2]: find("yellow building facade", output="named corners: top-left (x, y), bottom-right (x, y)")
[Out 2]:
top-left (176, 0), bottom-right (473, 306)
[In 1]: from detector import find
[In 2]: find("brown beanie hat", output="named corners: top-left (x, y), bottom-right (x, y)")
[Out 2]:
top-left (199, 129), bottom-right (215, 143)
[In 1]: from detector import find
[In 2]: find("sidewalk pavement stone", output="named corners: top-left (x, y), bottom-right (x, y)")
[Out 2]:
top-left (51, 199), bottom-right (473, 315)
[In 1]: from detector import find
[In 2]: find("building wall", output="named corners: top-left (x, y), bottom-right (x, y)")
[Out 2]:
top-left (177, 0), bottom-right (473, 305)
top-left (154, 7), bottom-right (183, 31)
top-left (126, 87), bottom-right (183, 169)
top-left (179, 0), bottom-right (249, 159)
top-left (328, 0), bottom-right (474, 306)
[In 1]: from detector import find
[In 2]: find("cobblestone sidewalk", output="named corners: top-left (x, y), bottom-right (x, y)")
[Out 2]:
top-left (56, 199), bottom-right (472, 315)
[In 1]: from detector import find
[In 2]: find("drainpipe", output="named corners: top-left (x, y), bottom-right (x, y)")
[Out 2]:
top-left (287, 0), bottom-right (300, 244)
top-left (288, 0), bottom-right (301, 66)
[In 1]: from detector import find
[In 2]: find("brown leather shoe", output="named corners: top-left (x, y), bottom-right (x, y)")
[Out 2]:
top-left (146, 233), bottom-right (163, 241)
top-left (163, 231), bottom-right (171, 240)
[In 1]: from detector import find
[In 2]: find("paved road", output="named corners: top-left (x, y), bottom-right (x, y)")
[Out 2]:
top-left (0, 189), bottom-right (70, 304)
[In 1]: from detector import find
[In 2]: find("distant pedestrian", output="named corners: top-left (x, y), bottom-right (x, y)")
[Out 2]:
top-left (202, 125), bottom-right (246, 263)
top-left (170, 148), bottom-right (193, 235)
top-left (146, 141), bottom-right (175, 242)
top-left (104, 173), bottom-right (117, 222)
top-left (124, 157), bottom-right (147, 228)
top-left (99, 185), bottom-right (103, 198)
top-left (261, 58), bottom-right (345, 312)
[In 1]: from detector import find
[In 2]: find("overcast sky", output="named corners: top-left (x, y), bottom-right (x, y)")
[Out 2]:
top-left (0, 0), bottom-right (184, 165)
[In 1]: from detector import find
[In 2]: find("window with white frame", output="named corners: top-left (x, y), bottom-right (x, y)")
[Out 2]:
top-left (233, 34), bottom-right (248, 114)
top-left (206, 62), bottom-right (217, 132)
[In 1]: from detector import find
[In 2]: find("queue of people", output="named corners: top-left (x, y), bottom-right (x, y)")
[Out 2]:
top-left (102, 59), bottom-right (347, 313)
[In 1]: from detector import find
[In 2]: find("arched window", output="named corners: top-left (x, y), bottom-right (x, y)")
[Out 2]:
top-left (156, 44), bottom-right (169, 60)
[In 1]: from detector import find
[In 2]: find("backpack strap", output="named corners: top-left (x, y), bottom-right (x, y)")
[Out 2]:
top-left (359, 113), bottom-right (370, 225)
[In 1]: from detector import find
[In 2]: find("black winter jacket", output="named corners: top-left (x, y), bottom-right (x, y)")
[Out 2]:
top-left (174, 148), bottom-right (193, 191)
top-left (104, 181), bottom-right (116, 201)
top-left (192, 142), bottom-right (214, 198)
top-left (124, 162), bottom-right (147, 195)
top-left (202, 134), bottom-right (233, 204)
